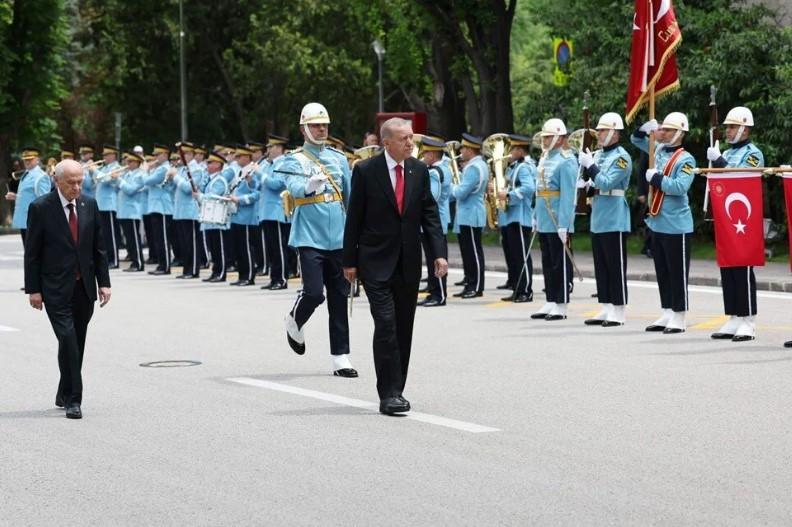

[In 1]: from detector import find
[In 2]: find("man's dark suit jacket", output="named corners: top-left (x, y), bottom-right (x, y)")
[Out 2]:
top-left (24, 191), bottom-right (111, 304)
top-left (343, 152), bottom-right (446, 283)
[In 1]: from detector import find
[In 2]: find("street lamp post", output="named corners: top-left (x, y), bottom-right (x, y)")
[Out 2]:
top-left (372, 39), bottom-right (385, 114)
top-left (179, 0), bottom-right (187, 141)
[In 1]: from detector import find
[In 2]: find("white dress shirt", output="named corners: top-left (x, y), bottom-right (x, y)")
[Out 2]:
top-left (383, 149), bottom-right (404, 191)
top-left (57, 187), bottom-right (77, 222)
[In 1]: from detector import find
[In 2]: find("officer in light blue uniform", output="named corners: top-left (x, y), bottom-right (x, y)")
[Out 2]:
top-left (530, 118), bottom-right (578, 321)
top-left (117, 152), bottom-right (146, 272)
top-left (259, 135), bottom-right (293, 290)
top-left (417, 137), bottom-right (450, 307)
top-left (578, 112), bottom-right (632, 327)
top-left (247, 141), bottom-right (268, 278)
top-left (95, 145), bottom-right (121, 268)
top-left (707, 106), bottom-right (764, 342)
top-left (142, 143), bottom-right (175, 275)
top-left (451, 133), bottom-right (488, 298)
top-left (189, 145), bottom-right (209, 269)
top-left (78, 144), bottom-right (97, 199)
top-left (172, 142), bottom-right (202, 279)
top-left (498, 134), bottom-right (536, 303)
top-left (8, 147), bottom-right (50, 247)
top-left (198, 150), bottom-right (233, 282)
top-left (281, 102), bottom-right (356, 378)
top-left (227, 145), bottom-right (261, 286)
top-left (632, 112), bottom-right (696, 334)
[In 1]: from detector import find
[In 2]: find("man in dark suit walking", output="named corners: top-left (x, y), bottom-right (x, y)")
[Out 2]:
top-left (343, 118), bottom-right (448, 415)
top-left (24, 159), bottom-right (112, 419)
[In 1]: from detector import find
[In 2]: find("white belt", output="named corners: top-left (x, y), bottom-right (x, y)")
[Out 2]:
top-left (598, 189), bottom-right (625, 197)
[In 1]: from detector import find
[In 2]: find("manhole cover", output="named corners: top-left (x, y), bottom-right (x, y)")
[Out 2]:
top-left (140, 360), bottom-right (202, 368)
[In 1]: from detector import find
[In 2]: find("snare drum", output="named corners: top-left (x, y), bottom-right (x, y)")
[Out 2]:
top-left (199, 198), bottom-right (231, 226)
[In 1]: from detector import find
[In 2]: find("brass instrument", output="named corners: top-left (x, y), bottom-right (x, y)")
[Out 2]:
top-left (531, 132), bottom-right (543, 151)
top-left (410, 134), bottom-right (426, 159)
top-left (82, 159), bottom-right (104, 171)
top-left (95, 165), bottom-right (128, 183)
top-left (46, 158), bottom-right (57, 176)
top-left (351, 145), bottom-right (380, 168)
top-left (566, 128), bottom-right (597, 154)
top-left (10, 169), bottom-right (25, 180)
top-left (482, 133), bottom-right (512, 229)
top-left (444, 141), bottom-right (462, 185)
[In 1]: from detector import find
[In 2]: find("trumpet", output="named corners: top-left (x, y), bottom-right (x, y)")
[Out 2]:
top-left (81, 159), bottom-right (105, 171)
top-left (444, 141), bottom-right (462, 186)
top-left (95, 165), bottom-right (128, 183)
top-left (10, 169), bottom-right (25, 180)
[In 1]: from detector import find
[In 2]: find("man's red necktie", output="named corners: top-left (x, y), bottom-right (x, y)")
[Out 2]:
top-left (395, 164), bottom-right (404, 215)
top-left (67, 203), bottom-right (78, 244)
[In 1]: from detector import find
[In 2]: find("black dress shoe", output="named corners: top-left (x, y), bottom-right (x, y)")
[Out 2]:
top-left (175, 274), bottom-right (189, 279)
top-left (423, 298), bottom-right (446, 307)
top-left (268, 282), bottom-right (287, 290)
top-left (333, 368), bottom-right (358, 378)
top-left (379, 397), bottom-right (409, 415)
top-left (584, 319), bottom-right (605, 326)
top-left (229, 279), bottom-right (244, 286)
top-left (732, 334), bottom-right (754, 342)
top-left (663, 327), bottom-right (684, 334)
top-left (236, 280), bottom-right (255, 286)
top-left (545, 314), bottom-right (567, 321)
top-left (496, 283), bottom-right (513, 290)
top-left (148, 269), bottom-right (170, 276)
top-left (784, 341), bottom-right (792, 348)
top-left (123, 266), bottom-right (143, 272)
top-left (711, 332), bottom-right (734, 340)
top-left (601, 320), bottom-right (624, 327)
top-left (500, 296), bottom-right (514, 302)
top-left (513, 293), bottom-right (533, 303)
top-left (416, 296), bottom-right (430, 306)
top-left (530, 312), bottom-right (548, 319)
top-left (452, 290), bottom-right (469, 297)
top-left (287, 333), bottom-right (305, 355)
top-left (453, 279), bottom-right (468, 287)
top-left (645, 325), bottom-right (666, 332)
top-left (227, 265), bottom-right (238, 273)
top-left (55, 394), bottom-right (65, 408)
top-left (202, 275), bottom-right (219, 282)
top-left (460, 290), bottom-right (482, 299)
top-left (397, 396), bottom-right (411, 411)
top-left (208, 276), bottom-right (226, 283)
top-left (65, 404), bottom-right (82, 419)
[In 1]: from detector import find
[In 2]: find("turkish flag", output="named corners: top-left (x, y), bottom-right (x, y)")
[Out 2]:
top-left (709, 174), bottom-right (765, 267)
top-left (626, 0), bottom-right (682, 123)
top-left (783, 177), bottom-right (792, 272)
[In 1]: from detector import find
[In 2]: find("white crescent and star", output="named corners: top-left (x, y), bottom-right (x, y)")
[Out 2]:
top-left (633, 0), bottom-right (671, 29)
top-left (724, 192), bottom-right (751, 234)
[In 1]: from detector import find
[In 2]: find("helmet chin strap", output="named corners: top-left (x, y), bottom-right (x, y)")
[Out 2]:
top-left (662, 129), bottom-right (682, 148)
top-left (545, 135), bottom-right (559, 152)
top-left (303, 126), bottom-right (326, 146)
top-left (727, 125), bottom-right (746, 144)
top-left (602, 129), bottom-right (615, 147)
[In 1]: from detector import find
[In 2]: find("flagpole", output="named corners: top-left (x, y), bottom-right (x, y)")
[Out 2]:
top-left (648, 84), bottom-right (655, 206)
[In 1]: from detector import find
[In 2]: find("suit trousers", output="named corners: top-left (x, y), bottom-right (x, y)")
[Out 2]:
top-left (362, 263), bottom-right (419, 400)
top-left (176, 219), bottom-right (200, 277)
top-left (421, 233), bottom-right (447, 302)
top-left (45, 279), bottom-right (95, 406)
top-left (592, 231), bottom-right (628, 306)
top-left (539, 232), bottom-right (572, 304)
top-left (504, 223), bottom-right (533, 296)
top-left (150, 213), bottom-right (172, 272)
top-left (99, 210), bottom-right (119, 267)
top-left (232, 223), bottom-right (256, 282)
top-left (720, 266), bottom-right (757, 317)
top-left (458, 225), bottom-right (485, 293)
top-left (120, 219), bottom-right (144, 269)
top-left (263, 220), bottom-right (290, 285)
top-left (290, 247), bottom-right (349, 355)
top-left (650, 230), bottom-right (691, 312)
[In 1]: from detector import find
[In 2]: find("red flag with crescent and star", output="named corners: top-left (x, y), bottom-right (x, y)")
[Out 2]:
top-left (709, 174), bottom-right (765, 267)
top-left (626, 0), bottom-right (682, 123)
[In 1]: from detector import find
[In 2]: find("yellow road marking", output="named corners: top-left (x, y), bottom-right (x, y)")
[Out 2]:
top-left (689, 315), bottom-right (730, 330)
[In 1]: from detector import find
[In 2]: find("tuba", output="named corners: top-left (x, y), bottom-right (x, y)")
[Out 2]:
top-left (410, 134), bottom-right (425, 159)
top-left (566, 128), bottom-right (597, 154)
top-left (444, 141), bottom-right (462, 185)
top-left (482, 133), bottom-right (512, 229)
top-left (351, 145), bottom-right (380, 168)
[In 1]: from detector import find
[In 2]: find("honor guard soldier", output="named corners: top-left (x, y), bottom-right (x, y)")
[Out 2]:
top-left (531, 119), bottom-right (578, 321)
top-left (219, 144), bottom-right (239, 272)
top-left (193, 144), bottom-right (211, 268)
top-left (578, 113), bottom-right (633, 326)
top-left (168, 151), bottom-right (184, 267)
top-left (259, 135), bottom-right (292, 290)
top-left (95, 144), bottom-right (121, 268)
top-left (452, 133), bottom-right (487, 298)
top-left (143, 143), bottom-right (175, 275)
top-left (197, 151), bottom-right (233, 282)
top-left (117, 152), bottom-right (146, 272)
top-left (499, 134), bottom-right (537, 303)
top-left (60, 148), bottom-right (75, 161)
top-left (417, 137), bottom-right (450, 306)
top-left (228, 145), bottom-right (261, 286)
top-left (707, 106), bottom-right (763, 341)
top-left (632, 112), bottom-right (696, 333)
top-left (281, 102), bottom-right (357, 378)
top-left (5, 147), bottom-right (49, 248)
top-left (247, 141), bottom-right (268, 277)
top-left (78, 144), bottom-right (97, 199)
top-left (172, 142), bottom-right (202, 279)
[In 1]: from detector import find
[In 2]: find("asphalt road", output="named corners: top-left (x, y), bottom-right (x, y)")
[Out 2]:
top-left (2, 235), bottom-right (792, 526)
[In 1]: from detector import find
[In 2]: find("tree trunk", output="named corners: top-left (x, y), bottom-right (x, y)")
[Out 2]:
top-left (0, 134), bottom-right (12, 226)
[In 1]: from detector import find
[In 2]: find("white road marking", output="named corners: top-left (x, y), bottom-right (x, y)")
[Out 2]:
top-left (227, 377), bottom-right (500, 433)
top-left (0, 325), bottom-right (20, 332)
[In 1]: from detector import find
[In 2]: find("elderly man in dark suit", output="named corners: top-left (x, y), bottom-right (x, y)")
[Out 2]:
top-left (343, 118), bottom-right (448, 415)
top-left (24, 159), bottom-right (112, 419)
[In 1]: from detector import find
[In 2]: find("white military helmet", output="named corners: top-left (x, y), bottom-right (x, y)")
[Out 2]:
top-left (299, 102), bottom-right (330, 125)
top-left (540, 118), bottom-right (567, 137)
top-left (723, 106), bottom-right (754, 127)
top-left (661, 112), bottom-right (689, 132)
top-left (595, 112), bottom-right (624, 130)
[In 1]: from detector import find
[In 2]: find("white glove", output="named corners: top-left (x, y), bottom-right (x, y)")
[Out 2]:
top-left (531, 216), bottom-right (537, 230)
top-left (645, 168), bottom-right (658, 182)
top-left (576, 178), bottom-right (593, 189)
top-left (578, 148), bottom-right (594, 169)
top-left (557, 228), bottom-right (568, 244)
top-left (706, 144), bottom-right (721, 162)
top-left (639, 119), bottom-right (658, 134)
top-left (305, 173), bottom-right (328, 194)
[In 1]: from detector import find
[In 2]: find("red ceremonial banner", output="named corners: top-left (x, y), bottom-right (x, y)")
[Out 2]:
top-left (626, 0), bottom-right (682, 123)
top-left (709, 174), bottom-right (765, 268)
top-left (783, 177), bottom-right (792, 272)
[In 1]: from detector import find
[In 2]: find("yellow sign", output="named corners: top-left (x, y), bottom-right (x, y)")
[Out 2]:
top-left (553, 38), bottom-right (573, 87)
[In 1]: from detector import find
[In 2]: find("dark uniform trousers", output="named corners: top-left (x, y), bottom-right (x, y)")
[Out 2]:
top-left (99, 210), bottom-right (119, 267)
top-left (721, 266), bottom-right (757, 317)
top-left (650, 230), bottom-right (691, 312)
top-left (421, 233), bottom-right (448, 301)
top-left (46, 279), bottom-right (94, 406)
top-left (290, 247), bottom-right (350, 355)
top-left (142, 214), bottom-right (156, 263)
top-left (252, 223), bottom-right (265, 273)
top-left (206, 230), bottom-right (227, 280)
top-left (500, 226), bottom-right (513, 286)
top-left (231, 223), bottom-right (256, 282)
top-left (120, 219), bottom-right (144, 269)
top-left (169, 215), bottom-right (181, 263)
top-left (150, 213), bottom-right (172, 272)
top-left (263, 220), bottom-right (291, 285)
top-left (458, 225), bottom-right (485, 293)
top-left (175, 219), bottom-right (200, 277)
top-left (504, 222), bottom-right (533, 296)
top-left (539, 232), bottom-right (572, 304)
top-left (592, 231), bottom-right (628, 306)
